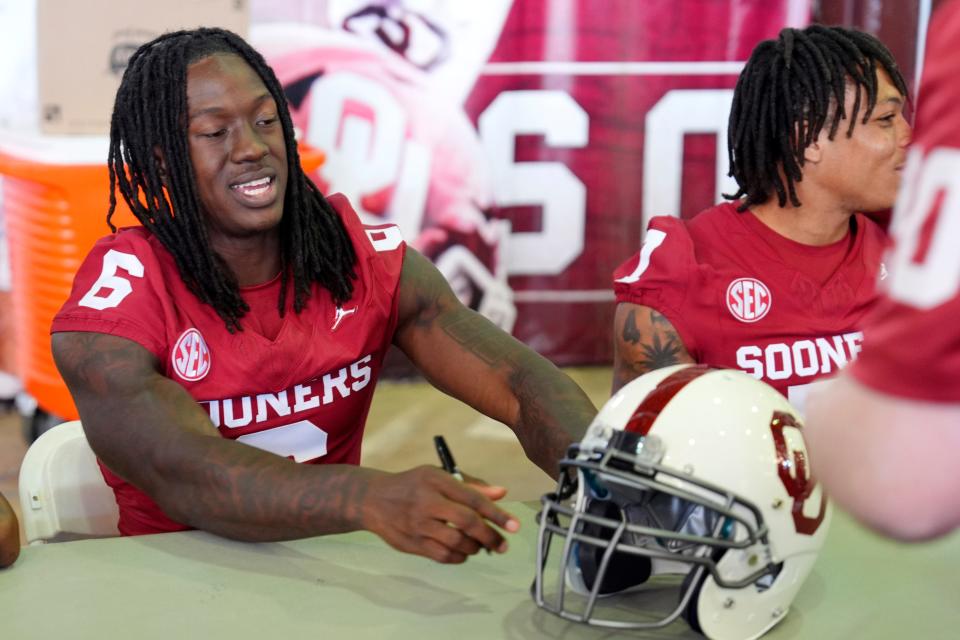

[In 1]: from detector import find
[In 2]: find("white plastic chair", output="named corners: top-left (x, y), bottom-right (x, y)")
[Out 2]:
top-left (18, 420), bottom-right (120, 544)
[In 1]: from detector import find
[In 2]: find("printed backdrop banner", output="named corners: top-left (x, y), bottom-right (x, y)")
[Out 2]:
top-left (251, 0), bottom-right (811, 365)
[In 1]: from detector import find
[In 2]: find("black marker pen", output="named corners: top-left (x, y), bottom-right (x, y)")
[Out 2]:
top-left (434, 435), bottom-right (464, 481)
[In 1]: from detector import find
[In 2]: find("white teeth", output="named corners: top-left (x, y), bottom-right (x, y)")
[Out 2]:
top-left (244, 185), bottom-right (270, 196)
top-left (233, 177), bottom-right (271, 190)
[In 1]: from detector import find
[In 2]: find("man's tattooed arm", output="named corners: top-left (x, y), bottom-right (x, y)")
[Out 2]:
top-left (50, 331), bottom-right (516, 561)
top-left (51, 331), bottom-right (380, 541)
top-left (611, 303), bottom-right (695, 394)
top-left (394, 248), bottom-right (597, 476)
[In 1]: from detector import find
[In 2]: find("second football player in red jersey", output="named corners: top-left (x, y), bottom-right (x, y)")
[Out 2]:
top-left (50, 28), bottom-right (597, 563)
top-left (612, 25), bottom-right (911, 413)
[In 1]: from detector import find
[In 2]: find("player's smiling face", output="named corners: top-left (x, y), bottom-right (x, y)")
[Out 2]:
top-left (185, 53), bottom-right (288, 243)
top-left (810, 67), bottom-right (911, 213)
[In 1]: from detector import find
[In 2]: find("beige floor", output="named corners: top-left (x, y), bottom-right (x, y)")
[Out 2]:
top-left (0, 367), bottom-right (612, 545)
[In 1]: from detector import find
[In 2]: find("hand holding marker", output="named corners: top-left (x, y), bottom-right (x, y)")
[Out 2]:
top-left (434, 434), bottom-right (519, 552)
top-left (434, 435), bottom-right (464, 481)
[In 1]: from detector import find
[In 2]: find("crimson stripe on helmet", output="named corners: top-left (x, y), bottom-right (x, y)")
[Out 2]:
top-left (623, 365), bottom-right (715, 435)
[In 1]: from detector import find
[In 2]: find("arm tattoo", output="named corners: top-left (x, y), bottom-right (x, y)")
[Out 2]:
top-left (622, 309), bottom-right (642, 344)
top-left (438, 311), bottom-right (508, 366)
top-left (614, 307), bottom-right (692, 392)
top-left (649, 309), bottom-right (672, 327)
top-left (396, 248), bottom-right (596, 475)
top-left (401, 248), bottom-right (515, 368)
top-left (636, 312), bottom-right (684, 370)
top-left (508, 360), bottom-right (595, 474)
top-left (52, 331), bottom-right (375, 541)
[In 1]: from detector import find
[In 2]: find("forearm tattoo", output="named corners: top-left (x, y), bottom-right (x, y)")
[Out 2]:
top-left (400, 251), bottom-right (596, 474)
top-left (438, 311), bottom-right (505, 366)
top-left (52, 332), bottom-right (372, 541)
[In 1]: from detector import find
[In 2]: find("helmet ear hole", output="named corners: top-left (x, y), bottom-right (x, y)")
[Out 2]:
top-left (578, 500), bottom-right (652, 594)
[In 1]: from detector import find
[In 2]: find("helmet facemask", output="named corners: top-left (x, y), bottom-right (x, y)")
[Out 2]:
top-left (532, 365), bottom-right (830, 640)
top-left (534, 430), bottom-right (781, 632)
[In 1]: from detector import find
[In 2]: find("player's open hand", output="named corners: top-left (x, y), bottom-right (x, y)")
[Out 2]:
top-left (362, 466), bottom-right (520, 564)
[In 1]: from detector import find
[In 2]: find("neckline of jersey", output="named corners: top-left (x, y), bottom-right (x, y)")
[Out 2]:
top-left (239, 271), bottom-right (284, 297)
top-left (735, 204), bottom-right (855, 257)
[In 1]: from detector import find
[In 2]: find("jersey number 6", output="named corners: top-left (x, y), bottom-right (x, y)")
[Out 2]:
top-left (78, 250), bottom-right (145, 310)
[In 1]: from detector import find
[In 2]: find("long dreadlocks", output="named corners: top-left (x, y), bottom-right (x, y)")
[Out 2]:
top-left (726, 25), bottom-right (908, 210)
top-left (106, 27), bottom-right (357, 332)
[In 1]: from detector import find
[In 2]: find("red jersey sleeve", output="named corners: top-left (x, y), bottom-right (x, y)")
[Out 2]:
top-left (851, 297), bottom-right (960, 402)
top-left (613, 215), bottom-right (699, 355)
top-left (51, 229), bottom-right (171, 360)
top-left (848, 0), bottom-right (960, 402)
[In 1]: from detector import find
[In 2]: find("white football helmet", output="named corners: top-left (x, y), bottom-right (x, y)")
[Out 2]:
top-left (533, 365), bottom-right (830, 640)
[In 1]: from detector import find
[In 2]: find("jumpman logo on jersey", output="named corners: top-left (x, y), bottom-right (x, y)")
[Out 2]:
top-left (879, 263), bottom-right (888, 281)
top-left (332, 305), bottom-right (357, 331)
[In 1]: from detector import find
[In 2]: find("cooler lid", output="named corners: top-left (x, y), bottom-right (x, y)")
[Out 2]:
top-left (0, 129), bottom-right (109, 165)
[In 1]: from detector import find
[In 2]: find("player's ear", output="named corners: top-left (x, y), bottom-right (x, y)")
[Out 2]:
top-left (797, 119), bottom-right (824, 165)
top-left (153, 146), bottom-right (168, 187)
top-left (803, 139), bottom-right (823, 165)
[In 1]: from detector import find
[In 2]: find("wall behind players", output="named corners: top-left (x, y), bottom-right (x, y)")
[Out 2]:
top-left (250, 0), bottom-right (812, 364)
top-left (0, 1), bottom-right (937, 396)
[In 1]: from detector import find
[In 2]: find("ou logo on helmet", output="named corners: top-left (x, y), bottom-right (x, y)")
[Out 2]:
top-left (727, 277), bottom-right (771, 323)
top-left (770, 411), bottom-right (827, 535)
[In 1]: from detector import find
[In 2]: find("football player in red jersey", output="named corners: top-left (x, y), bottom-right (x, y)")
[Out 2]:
top-left (806, 0), bottom-right (960, 542)
top-left (611, 25), bottom-right (911, 413)
top-left (0, 490), bottom-right (18, 568)
top-left (50, 28), bottom-right (596, 563)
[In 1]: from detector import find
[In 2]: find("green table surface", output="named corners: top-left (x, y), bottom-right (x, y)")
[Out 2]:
top-left (1, 502), bottom-right (958, 639)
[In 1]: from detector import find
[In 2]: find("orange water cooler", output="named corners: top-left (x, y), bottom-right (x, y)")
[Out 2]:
top-left (0, 133), bottom-right (136, 430)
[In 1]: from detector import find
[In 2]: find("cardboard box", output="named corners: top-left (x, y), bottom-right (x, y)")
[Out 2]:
top-left (34, 0), bottom-right (248, 135)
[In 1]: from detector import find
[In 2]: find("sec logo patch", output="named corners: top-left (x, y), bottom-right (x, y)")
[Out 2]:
top-left (727, 278), bottom-right (772, 323)
top-left (172, 328), bottom-right (211, 381)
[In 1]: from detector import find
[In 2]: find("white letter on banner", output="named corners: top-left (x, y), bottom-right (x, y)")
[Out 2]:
top-left (643, 90), bottom-right (737, 235)
top-left (479, 90), bottom-right (588, 275)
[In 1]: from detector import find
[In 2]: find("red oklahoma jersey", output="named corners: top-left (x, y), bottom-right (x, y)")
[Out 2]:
top-left (613, 202), bottom-right (886, 409)
top-left (52, 194), bottom-right (405, 535)
top-left (849, 0), bottom-right (960, 402)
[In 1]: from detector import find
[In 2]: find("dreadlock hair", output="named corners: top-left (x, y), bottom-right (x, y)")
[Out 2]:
top-left (726, 24), bottom-right (908, 210)
top-left (106, 27), bottom-right (357, 332)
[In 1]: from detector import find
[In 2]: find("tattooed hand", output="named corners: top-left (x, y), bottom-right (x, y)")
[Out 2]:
top-left (612, 303), bottom-right (695, 393)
